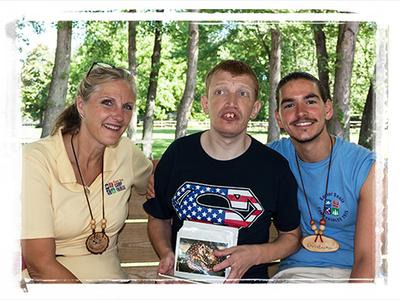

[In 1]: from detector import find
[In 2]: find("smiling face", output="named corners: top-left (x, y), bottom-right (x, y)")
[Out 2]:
top-left (275, 78), bottom-right (333, 144)
top-left (201, 70), bottom-right (261, 138)
top-left (76, 79), bottom-right (134, 147)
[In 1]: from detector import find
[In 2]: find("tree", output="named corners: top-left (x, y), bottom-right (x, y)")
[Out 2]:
top-left (358, 72), bottom-right (374, 149)
top-left (142, 20), bottom-right (163, 158)
top-left (267, 28), bottom-right (281, 143)
top-left (175, 14), bottom-right (200, 139)
top-left (127, 11), bottom-right (138, 140)
top-left (41, 21), bottom-right (72, 137)
top-left (359, 25), bottom-right (386, 150)
top-left (313, 23), bottom-right (332, 101)
top-left (330, 22), bottom-right (360, 140)
top-left (21, 44), bottom-right (53, 125)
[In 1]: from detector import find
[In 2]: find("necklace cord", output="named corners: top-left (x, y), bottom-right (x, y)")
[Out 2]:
top-left (70, 134), bottom-right (105, 233)
top-left (321, 136), bottom-right (333, 220)
top-left (295, 136), bottom-right (333, 232)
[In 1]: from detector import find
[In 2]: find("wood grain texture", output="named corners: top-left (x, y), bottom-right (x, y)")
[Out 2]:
top-left (122, 266), bottom-right (158, 283)
top-left (118, 222), bottom-right (159, 262)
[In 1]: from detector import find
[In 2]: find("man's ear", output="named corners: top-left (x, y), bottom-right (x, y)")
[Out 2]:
top-left (250, 100), bottom-right (262, 120)
top-left (274, 109), bottom-right (284, 129)
top-left (200, 95), bottom-right (209, 114)
top-left (325, 99), bottom-right (333, 121)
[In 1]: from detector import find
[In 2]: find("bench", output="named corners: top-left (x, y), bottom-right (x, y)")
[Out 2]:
top-left (117, 189), bottom-right (280, 282)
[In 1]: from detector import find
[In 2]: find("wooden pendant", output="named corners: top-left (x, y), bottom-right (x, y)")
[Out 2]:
top-left (86, 231), bottom-right (109, 254)
top-left (302, 235), bottom-right (339, 252)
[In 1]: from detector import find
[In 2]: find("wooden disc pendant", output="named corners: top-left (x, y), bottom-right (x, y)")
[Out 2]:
top-left (302, 235), bottom-right (339, 252)
top-left (86, 231), bottom-right (109, 254)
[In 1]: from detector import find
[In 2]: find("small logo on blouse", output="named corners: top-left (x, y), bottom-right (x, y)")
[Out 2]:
top-left (105, 179), bottom-right (126, 195)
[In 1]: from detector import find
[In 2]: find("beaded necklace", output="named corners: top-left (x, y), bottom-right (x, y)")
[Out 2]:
top-left (71, 134), bottom-right (109, 254)
top-left (294, 136), bottom-right (339, 252)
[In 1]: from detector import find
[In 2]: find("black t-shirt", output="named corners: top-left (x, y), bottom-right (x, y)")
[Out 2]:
top-left (143, 131), bottom-right (299, 280)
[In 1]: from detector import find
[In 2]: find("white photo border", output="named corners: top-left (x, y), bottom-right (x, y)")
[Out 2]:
top-left (1, 1), bottom-right (398, 299)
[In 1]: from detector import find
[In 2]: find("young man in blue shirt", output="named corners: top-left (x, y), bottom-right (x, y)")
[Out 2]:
top-left (269, 72), bottom-right (375, 283)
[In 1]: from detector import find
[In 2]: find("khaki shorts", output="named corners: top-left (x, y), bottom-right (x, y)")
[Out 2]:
top-left (270, 266), bottom-right (352, 283)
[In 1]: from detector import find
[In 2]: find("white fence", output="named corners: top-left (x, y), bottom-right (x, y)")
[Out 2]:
top-left (21, 120), bottom-right (361, 145)
top-left (137, 120), bottom-right (361, 130)
top-left (138, 120), bottom-right (269, 130)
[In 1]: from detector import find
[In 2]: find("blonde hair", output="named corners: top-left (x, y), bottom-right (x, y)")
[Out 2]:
top-left (51, 63), bottom-right (135, 135)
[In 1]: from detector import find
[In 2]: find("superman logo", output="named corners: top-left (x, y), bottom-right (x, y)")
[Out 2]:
top-left (171, 182), bottom-right (264, 228)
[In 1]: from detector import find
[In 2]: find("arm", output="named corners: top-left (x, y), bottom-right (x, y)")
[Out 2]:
top-left (131, 144), bottom-right (153, 196)
top-left (21, 238), bottom-right (79, 283)
top-left (213, 226), bottom-right (301, 282)
top-left (146, 160), bottom-right (159, 199)
top-left (350, 163), bottom-right (375, 282)
top-left (21, 148), bottom-right (78, 283)
top-left (147, 216), bottom-right (175, 275)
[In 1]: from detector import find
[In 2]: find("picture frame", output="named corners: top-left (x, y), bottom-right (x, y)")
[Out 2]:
top-left (173, 220), bottom-right (239, 283)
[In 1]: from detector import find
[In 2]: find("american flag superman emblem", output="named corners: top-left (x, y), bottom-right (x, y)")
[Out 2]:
top-left (171, 182), bottom-right (264, 228)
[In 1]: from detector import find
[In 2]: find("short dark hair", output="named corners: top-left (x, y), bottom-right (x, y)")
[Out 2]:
top-left (275, 72), bottom-right (328, 109)
top-left (205, 60), bottom-right (259, 100)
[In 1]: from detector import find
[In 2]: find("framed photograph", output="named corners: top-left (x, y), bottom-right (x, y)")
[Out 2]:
top-left (173, 220), bottom-right (238, 283)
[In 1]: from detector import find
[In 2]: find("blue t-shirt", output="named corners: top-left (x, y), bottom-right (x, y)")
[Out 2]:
top-left (268, 137), bottom-right (375, 270)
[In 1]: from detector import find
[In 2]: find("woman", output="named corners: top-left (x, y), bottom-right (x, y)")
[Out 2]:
top-left (21, 63), bottom-right (153, 283)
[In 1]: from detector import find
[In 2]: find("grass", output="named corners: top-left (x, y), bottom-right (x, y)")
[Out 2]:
top-left (21, 125), bottom-right (360, 160)
top-left (151, 138), bottom-right (174, 159)
top-left (137, 127), bottom-right (360, 159)
top-left (135, 127), bottom-right (271, 159)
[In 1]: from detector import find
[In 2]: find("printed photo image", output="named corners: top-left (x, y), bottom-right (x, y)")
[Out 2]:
top-left (176, 238), bottom-right (227, 277)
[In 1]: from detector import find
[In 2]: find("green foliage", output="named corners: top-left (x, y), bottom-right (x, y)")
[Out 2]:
top-left (210, 22), bottom-right (270, 120)
top-left (351, 22), bottom-right (376, 116)
top-left (67, 21), bottom-right (129, 103)
top-left (18, 14), bottom-right (376, 127)
top-left (66, 20), bottom-right (188, 121)
top-left (280, 22), bottom-right (318, 76)
top-left (20, 44), bottom-right (54, 124)
top-left (134, 21), bottom-right (184, 120)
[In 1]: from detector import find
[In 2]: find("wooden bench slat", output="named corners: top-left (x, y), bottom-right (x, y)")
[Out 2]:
top-left (122, 266), bottom-right (158, 282)
top-left (118, 222), bottom-right (159, 262)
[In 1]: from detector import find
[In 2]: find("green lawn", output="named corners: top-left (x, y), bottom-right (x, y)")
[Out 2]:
top-left (137, 127), bottom-right (360, 160)
top-left (135, 127), bottom-right (271, 159)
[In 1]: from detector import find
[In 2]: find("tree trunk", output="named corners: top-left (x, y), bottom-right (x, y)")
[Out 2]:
top-left (267, 28), bottom-right (281, 143)
top-left (41, 21), bottom-right (72, 137)
top-left (313, 23), bottom-right (332, 101)
top-left (142, 21), bottom-right (163, 158)
top-left (127, 12), bottom-right (138, 140)
top-left (175, 16), bottom-right (200, 139)
top-left (358, 72), bottom-right (374, 149)
top-left (331, 22), bottom-right (360, 140)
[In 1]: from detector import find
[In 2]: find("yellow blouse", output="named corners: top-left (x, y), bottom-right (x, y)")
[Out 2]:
top-left (21, 129), bottom-right (152, 281)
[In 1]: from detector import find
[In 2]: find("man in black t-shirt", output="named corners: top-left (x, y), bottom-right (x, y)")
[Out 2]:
top-left (143, 60), bottom-right (301, 282)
